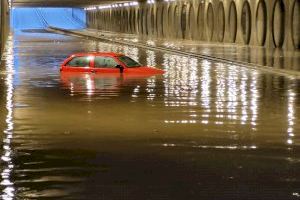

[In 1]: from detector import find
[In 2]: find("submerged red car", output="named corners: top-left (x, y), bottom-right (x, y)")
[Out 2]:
top-left (60, 52), bottom-right (164, 74)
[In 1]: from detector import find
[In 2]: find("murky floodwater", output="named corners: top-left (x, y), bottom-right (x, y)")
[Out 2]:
top-left (0, 31), bottom-right (300, 199)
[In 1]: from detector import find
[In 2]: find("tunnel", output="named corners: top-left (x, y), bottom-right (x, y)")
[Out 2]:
top-left (0, 0), bottom-right (299, 199)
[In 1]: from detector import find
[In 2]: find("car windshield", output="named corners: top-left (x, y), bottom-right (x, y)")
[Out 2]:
top-left (118, 56), bottom-right (141, 68)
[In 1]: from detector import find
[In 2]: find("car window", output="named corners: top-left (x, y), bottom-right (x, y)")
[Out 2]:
top-left (118, 56), bottom-right (141, 68)
top-left (67, 56), bottom-right (90, 67)
top-left (94, 56), bottom-right (119, 68)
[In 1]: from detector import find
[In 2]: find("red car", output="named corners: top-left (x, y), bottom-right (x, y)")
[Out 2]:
top-left (60, 52), bottom-right (164, 74)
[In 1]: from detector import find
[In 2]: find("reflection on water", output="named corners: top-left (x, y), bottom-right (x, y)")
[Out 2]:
top-left (60, 72), bottom-right (157, 99)
top-left (287, 86), bottom-right (296, 146)
top-left (1, 34), bottom-right (15, 200)
top-left (0, 31), bottom-right (299, 199)
top-left (161, 54), bottom-right (265, 134)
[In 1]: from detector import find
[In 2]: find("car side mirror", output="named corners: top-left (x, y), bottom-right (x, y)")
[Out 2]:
top-left (115, 65), bottom-right (124, 73)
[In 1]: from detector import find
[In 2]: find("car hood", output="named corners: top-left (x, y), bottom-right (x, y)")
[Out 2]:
top-left (125, 66), bottom-right (164, 74)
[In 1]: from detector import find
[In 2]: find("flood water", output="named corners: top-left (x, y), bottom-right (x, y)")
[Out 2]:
top-left (0, 31), bottom-right (300, 199)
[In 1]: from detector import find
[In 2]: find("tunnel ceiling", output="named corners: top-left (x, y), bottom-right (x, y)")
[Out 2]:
top-left (13, 0), bottom-right (130, 7)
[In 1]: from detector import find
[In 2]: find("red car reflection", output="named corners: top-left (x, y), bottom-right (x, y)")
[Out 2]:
top-left (60, 72), bottom-right (155, 94)
top-left (60, 52), bottom-right (164, 74)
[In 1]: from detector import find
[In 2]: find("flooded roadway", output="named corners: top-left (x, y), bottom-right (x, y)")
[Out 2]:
top-left (0, 30), bottom-right (300, 199)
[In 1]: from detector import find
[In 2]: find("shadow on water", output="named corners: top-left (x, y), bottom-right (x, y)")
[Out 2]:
top-left (0, 31), bottom-right (299, 199)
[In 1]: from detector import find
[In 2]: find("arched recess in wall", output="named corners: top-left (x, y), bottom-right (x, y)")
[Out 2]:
top-left (107, 11), bottom-right (110, 30)
top-left (137, 9), bottom-right (140, 34)
top-left (87, 12), bottom-right (90, 27)
top-left (94, 11), bottom-right (97, 28)
top-left (96, 11), bottom-right (99, 29)
top-left (217, 2), bottom-right (225, 42)
top-left (98, 11), bottom-right (101, 29)
top-left (157, 6), bottom-right (165, 37)
top-left (89, 11), bottom-right (92, 28)
top-left (108, 10), bottom-right (111, 30)
top-left (145, 8), bottom-right (149, 35)
top-left (189, 5), bottom-right (196, 39)
top-left (292, 0), bottom-right (300, 48)
top-left (125, 10), bottom-right (130, 33)
top-left (100, 11), bottom-right (103, 29)
top-left (92, 11), bottom-right (96, 29)
top-left (119, 10), bottom-right (123, 32)
top-left (115, 10), bottom-right (120, 31)
top-left (88, 12), bottom-right (91, 27)
top-left (229, 1), bottom-right (237, 43)
top-left (108, 10), bottom-right (112, 30)
top-left (197, 3), bottom-right (205, 39)
top-left (134, 9), bottom-right (138, 33)
top-left (128, 9), bottom-right (132, 33)
top-left (117, 10), bottom-right (122, 32)
top-left (161, 6), bottom-right (165, 37)
top-left (96, 11), bottom-right (99, 28)
top-left (102, 11), bottom-right (105, 29)
top-left (241, 1), bottom-right (252, 44)
top-left (167, 5), bottom-right (172, 37)
top-left (150, 7), bottom-right (155, 36)
top-left (88, 11), bottom-right (91, 27)
top-left (139, 9), bottom-right (143, 34)
top-left (103, 11), bottom-right (107, 30)
top-left (181, 5), bottom-right (187, 39)
top-left (110, 10), bottom-right (114, 31)
top-left (272, 0), bottom-right (285, 48)
top-left (256, 0), bottom-right (267, 46)
top-left (86, 12), bottom-right (89, 27)
top-left (131, 9), bottom-right (136, 33)
top-left (148, 7), bottom-right (152, 35)
top-left (154, 7), bottom-right (159, 36)
top-left (103, 11), bottom-right (106, 29)
top-left (206, 3), bottom-right (214, 41)
top-left (120, 10), bottom-right (124, 32)
top-left (121, 10), bottom-right (124, 32)
top-left (173, 5), bottom-right (179, 38)
top-left (156, 7), bottom-right (160, 36)
top-left (110, 10), bottom-right (115, 31)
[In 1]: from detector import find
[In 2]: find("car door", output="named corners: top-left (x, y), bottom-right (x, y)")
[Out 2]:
top-left (92, 56), bottom-right (122, 73)
top-left (64, 56), bottom-right (93, 72)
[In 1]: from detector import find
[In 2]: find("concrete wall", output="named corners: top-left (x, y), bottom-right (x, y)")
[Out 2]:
top-left (86, 0), bottom-right (299, 50)
top-left (0, 0), bottom-right (10, 55)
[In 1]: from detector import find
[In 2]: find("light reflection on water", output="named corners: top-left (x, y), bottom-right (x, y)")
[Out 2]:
top-left (1, 34), bottom-right (15, 200)
top-left (0, 32), bottom-right (299, 199)
top-left (160, 54), bottom-right (268, 135)
top-left (287, 86), bottom-right (296, 145)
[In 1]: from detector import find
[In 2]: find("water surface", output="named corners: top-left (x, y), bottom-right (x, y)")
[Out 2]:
top-left (0, 31), bottom-right (299, 199)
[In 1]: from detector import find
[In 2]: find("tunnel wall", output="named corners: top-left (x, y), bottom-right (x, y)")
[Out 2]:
top-left (86, 0), bottom-right (300, 50)
top-left (0, 0), bottom-right (9, 56)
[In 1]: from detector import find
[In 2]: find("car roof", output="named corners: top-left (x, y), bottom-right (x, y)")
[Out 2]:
top-left (70, 52), bottom-right (124, 57)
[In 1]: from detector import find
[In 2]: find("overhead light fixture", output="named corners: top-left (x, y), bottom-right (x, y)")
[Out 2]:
top-left (8, 0), bottom-right (12, 9)
top-left (85, 2), bottom-right (139, 10)
top-left (98, 5), bottom-right (112, 9)
top-left (147, 0), bottom-right (155, 4)
top-left (84, 7), bottom-right (96, 11)
top-left (130, 2), bottom-right (139, 6)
